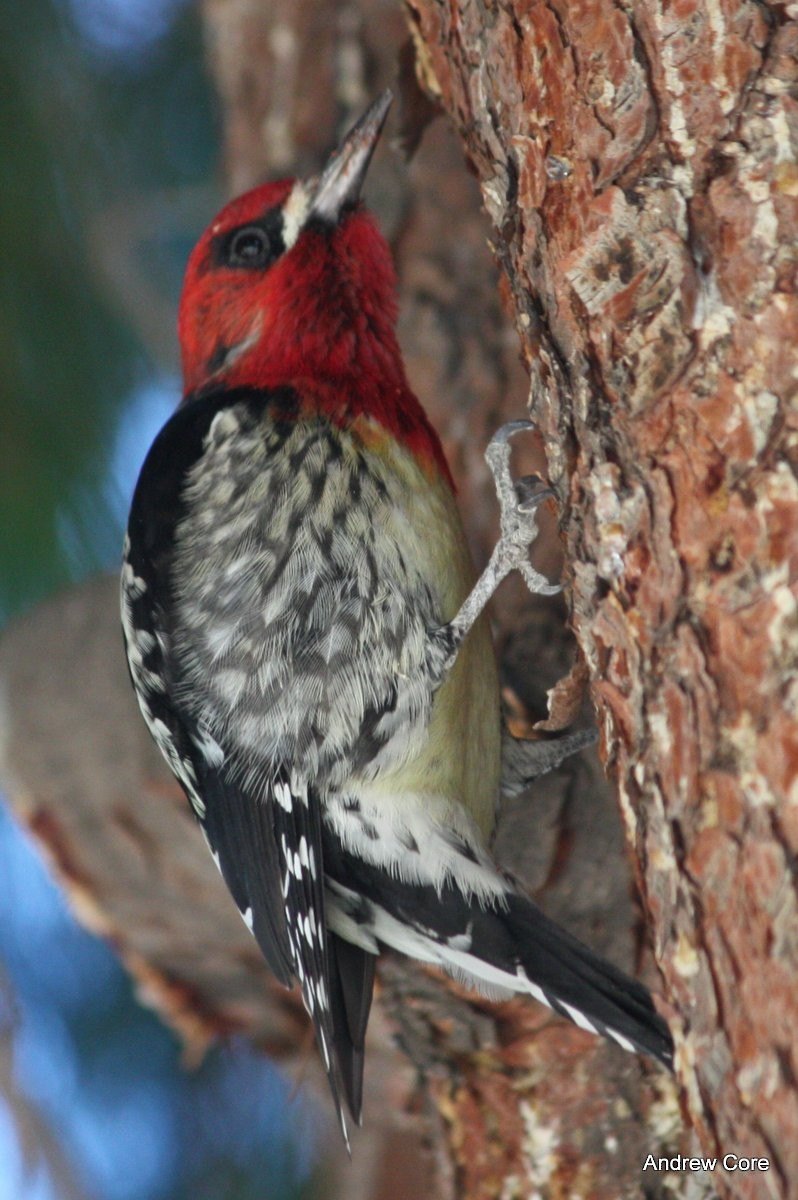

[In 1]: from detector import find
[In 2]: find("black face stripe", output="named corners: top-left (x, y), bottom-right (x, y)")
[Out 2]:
top-left (206, 342), bottom-right (232, 374)
top-left (210, 207), bottom-right (286, 272)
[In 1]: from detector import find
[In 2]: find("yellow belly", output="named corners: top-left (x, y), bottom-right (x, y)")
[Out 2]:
top-left (353, 418), bottom-right (502, 841)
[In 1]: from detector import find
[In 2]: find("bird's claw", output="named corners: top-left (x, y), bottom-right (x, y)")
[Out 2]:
top-left (485, 420), bottom-right (561, 598)
top-left (515, 474), bottom-right (553, 513)
top-left (482, 417), bottom-right (532, 477)
top-left (519, 561), bottom-right (562, 596)
top-left (488, 418), bottom-right (536, 446)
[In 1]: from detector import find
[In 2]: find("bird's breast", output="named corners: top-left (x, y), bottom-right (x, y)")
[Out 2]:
top-left (169, 401), bottom-right (500, 827)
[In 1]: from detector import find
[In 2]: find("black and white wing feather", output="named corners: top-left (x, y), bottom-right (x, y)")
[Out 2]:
top-left (121, 389), bottom-right (363, 1137)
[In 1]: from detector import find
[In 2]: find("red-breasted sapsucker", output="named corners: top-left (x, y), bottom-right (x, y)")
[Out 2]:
top-left (121, 91), bottom-right (672, 1140)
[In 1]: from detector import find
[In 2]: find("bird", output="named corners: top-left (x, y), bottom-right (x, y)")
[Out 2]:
top-left (121, 89), bottom-right (673, 1142)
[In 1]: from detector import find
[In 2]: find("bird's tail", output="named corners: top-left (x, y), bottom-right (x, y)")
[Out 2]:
top-left (438, 889), bottom-right (673, 1068)
top-left (325, 844), bottom-right (673, 1073)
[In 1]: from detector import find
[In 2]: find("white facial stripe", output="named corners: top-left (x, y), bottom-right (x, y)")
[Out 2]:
top-left (281, 180), bottom-right (311, 250)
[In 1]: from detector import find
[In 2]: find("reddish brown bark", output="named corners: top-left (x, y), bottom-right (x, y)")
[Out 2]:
top-left (402, 0), bottom-right (798, 1196)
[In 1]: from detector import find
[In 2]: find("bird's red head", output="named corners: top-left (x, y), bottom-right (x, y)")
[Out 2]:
top-left (178, 176), bottom-right (400, 398)
top-left (178, 92), bottom-right (451, 482)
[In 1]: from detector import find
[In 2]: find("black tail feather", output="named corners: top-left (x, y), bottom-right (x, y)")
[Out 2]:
top-left (323, 837), bottom-right (672, 1075)
top-left (504, 893), bottom-right (673, 1068)
top-left (327, 933), bottom-right (376, 1123)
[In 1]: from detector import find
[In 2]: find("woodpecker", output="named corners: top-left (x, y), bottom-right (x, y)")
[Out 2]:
top-left (121, 90), bottom-right (672, 1139)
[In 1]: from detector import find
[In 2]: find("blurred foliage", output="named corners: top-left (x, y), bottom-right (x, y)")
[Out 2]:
top-left (0, 0), bottom-right (212, 619)
top-left (0, 2), bottom-right (325, 1196)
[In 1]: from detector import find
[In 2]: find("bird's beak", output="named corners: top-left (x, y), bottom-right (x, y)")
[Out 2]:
top-left (307, 89), bottom-right (393, 226)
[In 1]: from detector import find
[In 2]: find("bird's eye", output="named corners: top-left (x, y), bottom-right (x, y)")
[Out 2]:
top-left (226, 226), bottom-right (272, 269)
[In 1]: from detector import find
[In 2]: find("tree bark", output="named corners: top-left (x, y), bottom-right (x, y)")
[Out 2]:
top-left (400, 0), bottom-right (798, 1196)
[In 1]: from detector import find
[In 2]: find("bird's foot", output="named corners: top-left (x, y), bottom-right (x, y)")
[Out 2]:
top-left (484, 420), bottom-right (561, 599)
top-left (434, 421), bottom-right (561, 679)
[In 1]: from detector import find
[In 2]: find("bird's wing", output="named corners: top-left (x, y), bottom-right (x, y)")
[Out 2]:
top-left (121, 386), bottom-right (368, 1133)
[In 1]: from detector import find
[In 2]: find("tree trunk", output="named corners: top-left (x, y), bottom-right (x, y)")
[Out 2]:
top-left (401, 0), bottom-right (798, 1195)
